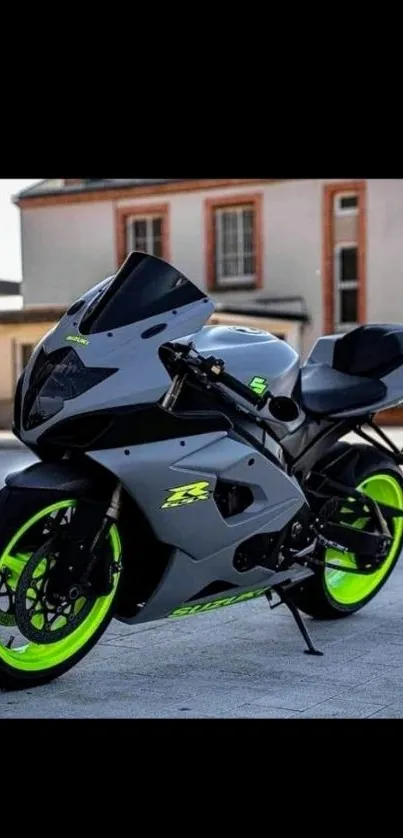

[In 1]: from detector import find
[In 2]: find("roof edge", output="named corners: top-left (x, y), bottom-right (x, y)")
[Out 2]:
top-left (14, 179), bottom-right (286, 209)
top-left (0, 305), bottom-right (66, 324)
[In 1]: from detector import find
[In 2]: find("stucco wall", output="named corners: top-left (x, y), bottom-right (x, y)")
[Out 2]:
top-left (21, 202), bottom-right (116, 305)
top-left (366, 179), bottom-right (403, 326)
top-left (20, 181), bottom-right (324, 357)
top-left (0, 321), bottom-right (55, 401)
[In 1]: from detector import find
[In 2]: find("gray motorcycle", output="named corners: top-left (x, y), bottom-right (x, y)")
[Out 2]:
top-left (2, 251), bottom-right (403, 690)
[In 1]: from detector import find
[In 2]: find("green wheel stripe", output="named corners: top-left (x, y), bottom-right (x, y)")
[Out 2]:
top-left (0, 499), bottom-right (121, 673)
top-left (324, 473), bottom-right (403, 606)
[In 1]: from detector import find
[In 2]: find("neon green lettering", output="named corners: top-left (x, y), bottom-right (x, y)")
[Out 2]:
top-left (162, 481), bottom-right (211, 509)
top-left (249, 376), bottom-right (267, 395)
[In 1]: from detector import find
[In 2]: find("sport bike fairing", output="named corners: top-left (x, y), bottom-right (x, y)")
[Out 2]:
top-left (16, 252), bottom-right (215, 447)
top-left (88, 431), bottom-right (308, 622)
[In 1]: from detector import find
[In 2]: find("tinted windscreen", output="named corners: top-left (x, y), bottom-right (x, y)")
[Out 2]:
top-left (80, 252), bottom-right (206, 335)
top-left (22, 347), bottom-right (117, 430)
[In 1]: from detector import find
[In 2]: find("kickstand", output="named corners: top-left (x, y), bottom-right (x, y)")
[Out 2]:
top-left (270, 587), bottom-right (323, 656)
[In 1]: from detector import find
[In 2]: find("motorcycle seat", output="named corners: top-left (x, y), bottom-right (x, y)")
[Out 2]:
top-left (300, 362), bottom-right (386, 416)
top-left (333, 323), bottom-right (403, 378)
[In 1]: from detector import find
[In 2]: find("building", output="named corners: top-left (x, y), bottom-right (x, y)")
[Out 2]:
top-left (0, 279), bottom-right (24, 425)
top-left (5, 177), bottom-right (403, 427)
top-left (0, 279), bottom-right (22, 310)
top-left (15, 178), bottom-right (313, 348)
top-left (0, 305), bottom-right (65, 427)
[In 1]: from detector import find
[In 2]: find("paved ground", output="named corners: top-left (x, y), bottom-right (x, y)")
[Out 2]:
top-left (2, 428), bottom-right (403, 718)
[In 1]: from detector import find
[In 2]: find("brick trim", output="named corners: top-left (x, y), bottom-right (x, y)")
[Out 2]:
top-left (375, 406), bottom-right (403, 425)
top-left (204, 192), bottom-right (264, 292)
top-left (16, 179), bottom-right (276, 209)
top-left (322, 181), bottom-right (366, 333)
top-left (115, 203), bottom-right (170, 268)
top-left (322, 181), bottom-right (403, 426)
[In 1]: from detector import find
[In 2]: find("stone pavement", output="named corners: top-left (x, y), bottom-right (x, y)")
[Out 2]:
top-left (2, 425), bottom-right (403, 718)
top-left (4, 572), bottom-right (403, 718)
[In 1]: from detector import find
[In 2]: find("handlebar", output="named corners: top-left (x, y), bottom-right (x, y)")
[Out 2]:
top-left (165, 343), bottom-right (270, 410)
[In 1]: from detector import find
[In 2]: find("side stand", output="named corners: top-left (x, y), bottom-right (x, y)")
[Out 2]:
top-left (269, 586), bottom-right (323, 656)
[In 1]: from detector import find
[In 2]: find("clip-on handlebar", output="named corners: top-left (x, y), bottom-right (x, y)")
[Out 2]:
top-left (164, 342), bottom-right (271, 411)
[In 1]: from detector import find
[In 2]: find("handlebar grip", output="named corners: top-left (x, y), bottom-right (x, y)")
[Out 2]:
top-left (218, 370), bottom-right (265, 407)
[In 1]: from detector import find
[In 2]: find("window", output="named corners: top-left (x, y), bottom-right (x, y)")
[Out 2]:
top-left (126, 216), bottom-right (163, 257)
top-left (323, 181), bottom-right (365, 334)
top-left (15, 342), bottom-right (35, 384)
top-left (334, 244), bottom-right (358, 328)
top-left (116, 203), bottom-right (169, 267)
top-left (214, 205), bottom-right (256, 287)
top-left (21, 343), bottom-right (35, 369)
top-left (334, 192), bottom-right (358, 216)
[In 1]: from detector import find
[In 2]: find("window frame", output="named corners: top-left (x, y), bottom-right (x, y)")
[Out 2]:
top-left (115, 203), bottom-right (170, 268)
top-left (334, 191), bottom-right (359, 217)
top-left (322, 180), bottom-right (366, 334)
top-left (126, 214), bottom-right (164, 258)
top-left (205, 193), bottom-right (263, 291)
top-left (15, 341), bottom-right (35, 382)
top-left (213, 204), bottom-right (256, 288)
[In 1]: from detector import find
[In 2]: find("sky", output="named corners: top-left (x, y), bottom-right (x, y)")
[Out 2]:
top-left (0, 179), bottom-right (42, 281)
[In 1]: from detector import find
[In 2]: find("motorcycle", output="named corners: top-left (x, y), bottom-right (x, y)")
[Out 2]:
top-left (2, 250), bottom-right (403, 691)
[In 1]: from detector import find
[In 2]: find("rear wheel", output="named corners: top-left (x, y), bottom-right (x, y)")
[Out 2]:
top-left (0, 488), bottom-right (122, 690)
top-left (291, 444), bottom-right (403, 619)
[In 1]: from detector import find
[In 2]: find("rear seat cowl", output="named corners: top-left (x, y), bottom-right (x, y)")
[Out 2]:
top-left (333, 324), bottom-right (403, 379)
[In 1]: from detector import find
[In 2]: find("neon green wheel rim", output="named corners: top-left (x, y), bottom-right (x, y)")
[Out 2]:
top-left (0, 499), bottom-right (121, 672)
top-left (324, 473), bottom-right (403, 606)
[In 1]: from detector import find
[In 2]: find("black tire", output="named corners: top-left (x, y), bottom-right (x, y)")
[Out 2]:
top-left (291, 442), bottom-right (403, 620)
top-left (0, 486), bottom-right (122, 691)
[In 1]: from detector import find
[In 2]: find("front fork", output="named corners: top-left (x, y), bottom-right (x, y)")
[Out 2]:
top-left (78, 483), bottom-right (123, 594)
top-left (161, 372), bottom-right (187, 411)
top-left (48, 482), bottom-right (124, 602)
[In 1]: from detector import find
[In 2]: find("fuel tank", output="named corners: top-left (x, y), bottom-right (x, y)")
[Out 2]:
top-left (189, 325), bottom-right (301, 403)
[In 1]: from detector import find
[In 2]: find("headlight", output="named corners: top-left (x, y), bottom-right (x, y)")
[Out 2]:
top-left (22, 347), bottom-right (117, 431)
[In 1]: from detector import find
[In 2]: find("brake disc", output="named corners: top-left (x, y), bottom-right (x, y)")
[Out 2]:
top-left (14, 541), bottom-right (96, 644)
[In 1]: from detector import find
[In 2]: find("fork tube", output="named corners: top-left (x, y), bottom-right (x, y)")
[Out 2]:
top-left (161, 374), bottom-right (186, 411)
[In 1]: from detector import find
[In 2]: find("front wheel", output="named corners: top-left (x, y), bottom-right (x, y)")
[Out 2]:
top-left (291, 443), bottom-right (403, 620)
top-left (0, 488), bottom-right (122, 690)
